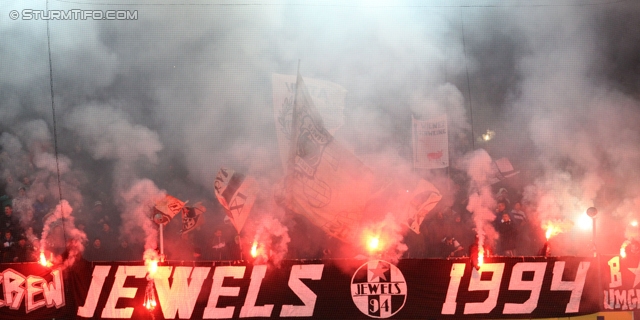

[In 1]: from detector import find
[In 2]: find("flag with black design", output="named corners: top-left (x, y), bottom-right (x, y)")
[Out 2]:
top-left (280, 71), bottom-right (378, 241)
top-left (180, 202), bottom-right (205, 234)
top-left (152, 195), bottom-right (185, 226)
top-left (214, 167), bottom-right (257, 233)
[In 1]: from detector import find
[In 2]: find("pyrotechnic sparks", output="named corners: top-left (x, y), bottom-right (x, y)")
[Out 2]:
top-left (143, 280), bottom-right (157, 311)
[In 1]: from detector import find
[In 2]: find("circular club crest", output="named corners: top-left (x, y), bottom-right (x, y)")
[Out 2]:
top-left (351, 260), bottom-right (407, 318)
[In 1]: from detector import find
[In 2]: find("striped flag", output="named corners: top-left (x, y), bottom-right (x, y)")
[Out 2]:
top-left (214, 167), bottom-right (258, 233)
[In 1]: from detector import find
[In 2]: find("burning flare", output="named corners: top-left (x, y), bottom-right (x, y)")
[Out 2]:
top-left (477, 247), bottom-right (484, 268)
top-left (39, 251), bottom-right (52, 267)
top-left (145, 259), bottom-right (158, 275)
top-left (250, 242), bottom-right (258, 258)
top-left (542, 219), bottom-right (574, 241)
top-left (621, 240), bottom-right (630, 258)
top-left (367, 236), bottom-right (380, 252)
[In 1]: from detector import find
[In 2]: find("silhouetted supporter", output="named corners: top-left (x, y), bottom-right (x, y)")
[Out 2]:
top-left (83, 237), bottom-right (107, 261)
top-left (115, 239), bottom-right (137, 261)
top-left (209, 229), bottom-right (229, 260)
top-left (2, 230), bottom-right (16, 263)
top-left (497, 213), bottom-right (518, 257)
top-left (1, 205), bottom-right (23, 238)
top-left (439, 236), bottom-right (464, 258)
top-left (510, 202), bottom-right (527, 227)
top-left (12, 237), bottom-right (35, 262)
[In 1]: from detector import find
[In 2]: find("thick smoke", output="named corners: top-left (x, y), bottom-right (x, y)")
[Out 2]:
top-left (40, 200), bottom-right (87, 268)
top-left (119, 179), bottom-right (166, 262)
top-left (251, 216), bottom-right (290, 267)
top-left (1, 0), bottom-right (640, 261)
top-left (462, 149), bottom-right (497, 251)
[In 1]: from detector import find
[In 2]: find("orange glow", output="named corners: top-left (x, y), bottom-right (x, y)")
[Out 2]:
top-left (632, 220), bottom-right (638, 227)
top-left (251, 242), bottom-right (258, 258)
top-left (542, 219), bottom-right (574, 240)
top-left (577, 214), bottom-right (592, 230)
top-left (146, 259), bottom-right (158, 275)
top-left (477, 247), bottom-right (484, 268)
top-left (143, 280), bottom-right (157, 310)
top-left (545, 226), bottom-right (554, 241)
top-left (143, 293), bottom-right (157, 310)
top-left (39, 252), bottom-right (52, 267)
top-left (621, 241), bottom-right (629, 258)
top-left (368, 236), bottom-right (380, 252)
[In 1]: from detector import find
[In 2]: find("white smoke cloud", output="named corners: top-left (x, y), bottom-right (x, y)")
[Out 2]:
top-left (119, 178), bottom-right (166, 261)
top-left (40, 200), bottom-right (87, 268)
top-left (252, 216), bottom-right (290, 267)
top-left (462, 149), bottom-right (498, 251)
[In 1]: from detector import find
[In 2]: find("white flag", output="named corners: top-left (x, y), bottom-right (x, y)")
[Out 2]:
top-left (412, 114), bottom-right (449, 169)
top-left (272, 73), bottom-right (347, 170)
top-left (279, 72), bottom-right (376, 242)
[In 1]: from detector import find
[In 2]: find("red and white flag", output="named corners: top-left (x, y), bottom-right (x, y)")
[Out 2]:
top-left (153, 195), bottom-right (185, 226)
top-left (412, 114), bottom-right (449, 169)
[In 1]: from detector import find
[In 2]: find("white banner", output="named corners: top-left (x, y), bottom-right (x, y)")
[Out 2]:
top-left (412, 114), bottom-right (449, 169)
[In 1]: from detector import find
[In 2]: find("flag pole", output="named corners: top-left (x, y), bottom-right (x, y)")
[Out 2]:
top-left (159, 223), bottom-right (165, 262)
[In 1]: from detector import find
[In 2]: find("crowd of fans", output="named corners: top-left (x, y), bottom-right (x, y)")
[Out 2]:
top-left (1, 167), bottom-right (546, 264)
